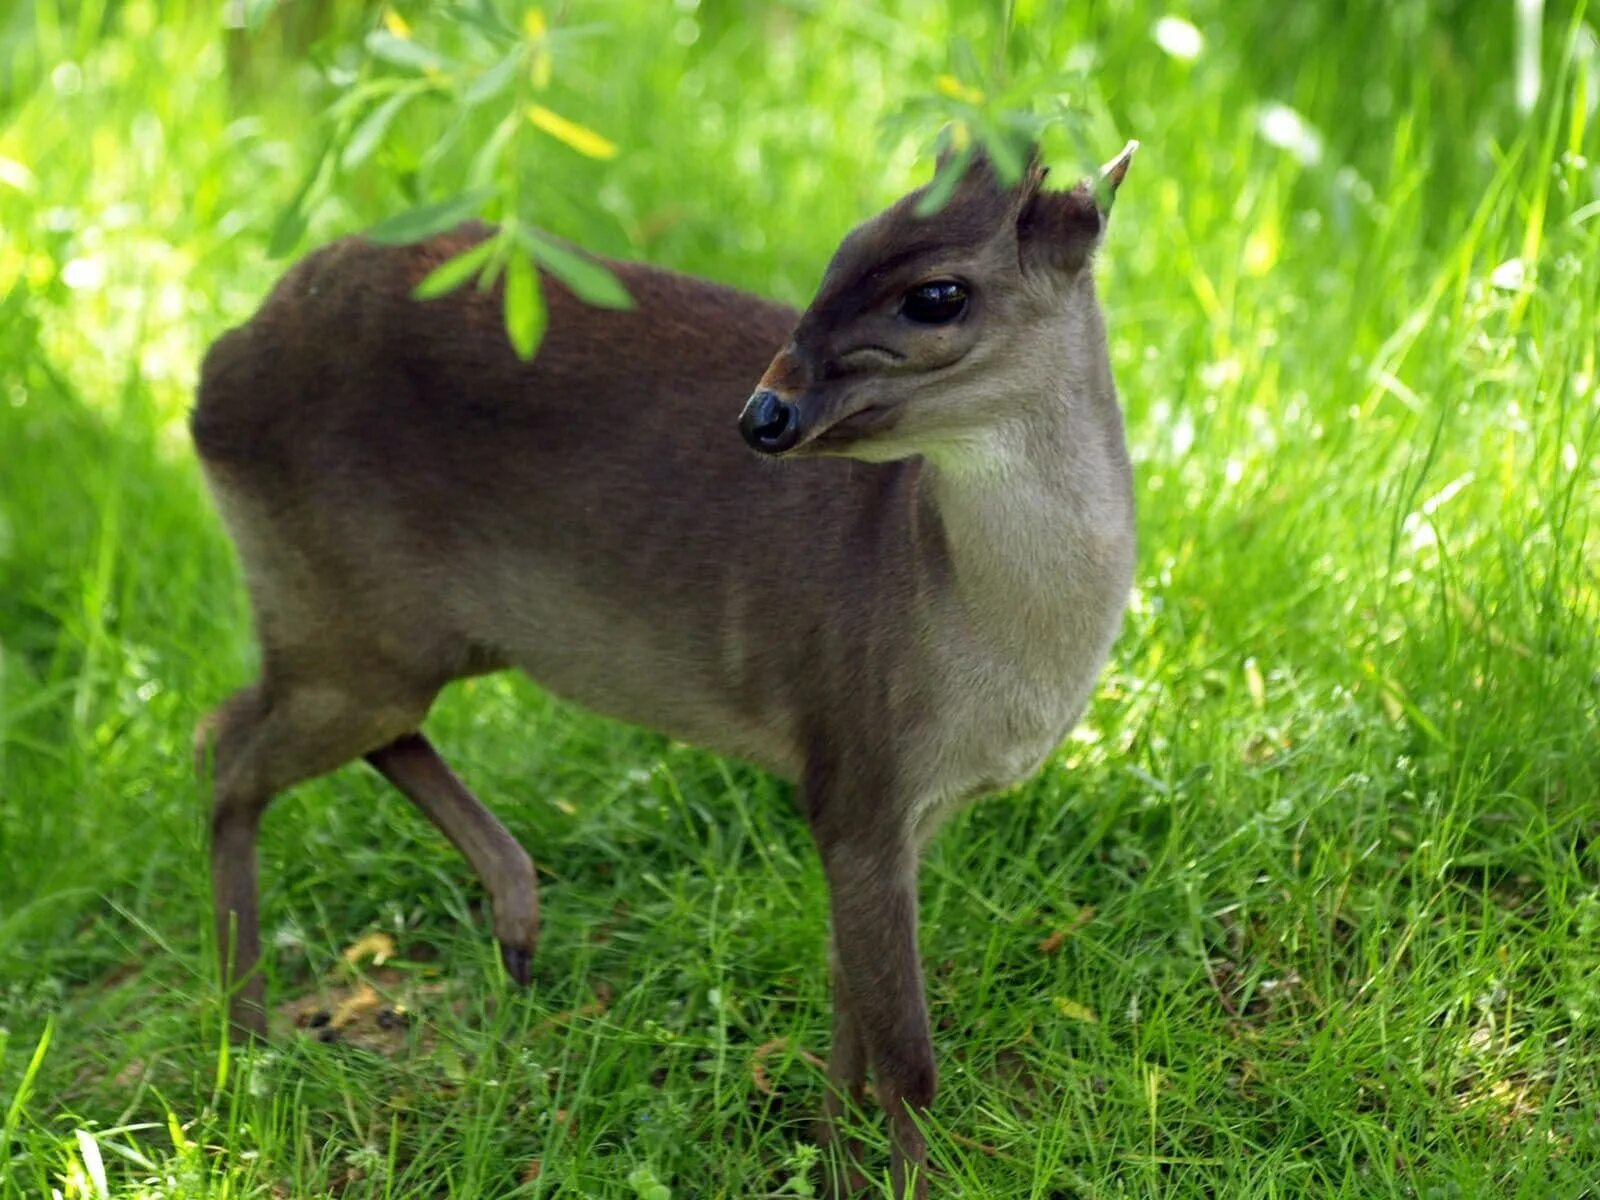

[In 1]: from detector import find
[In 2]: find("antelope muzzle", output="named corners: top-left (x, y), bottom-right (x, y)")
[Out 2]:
top-left (739, 388), bottom-right (801, 454)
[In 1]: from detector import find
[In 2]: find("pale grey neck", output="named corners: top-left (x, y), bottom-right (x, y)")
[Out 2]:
top-left (919, 322), bottom-right (1129, 670)
top-left (926, 413), bottom-right (1077, 611)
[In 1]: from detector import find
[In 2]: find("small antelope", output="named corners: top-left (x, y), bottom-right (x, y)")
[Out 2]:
top-left (193, 141), bottom-right (1137, 1197)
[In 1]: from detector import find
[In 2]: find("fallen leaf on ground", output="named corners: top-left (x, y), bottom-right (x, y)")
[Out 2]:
top-left (750, 1037), bottom-right (827, 1096)
top-left (341, 931), bottom-right (397, 966)
top-left (950, 1131), bottom-right (1001, 1157)
top-left (1053, 997), bottom-right (1098, 1023)
top-left (275, 964), bottom-right (453, 1057)
top-left (332, 983), bottom-right (381, 1028)
top-left (1038, 906), bottom-right (1096, 954)
top-left (533, 984), bottom-right (614, 1037)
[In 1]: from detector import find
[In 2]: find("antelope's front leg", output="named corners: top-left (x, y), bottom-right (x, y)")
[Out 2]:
top-left (812, 824), bottom-right (935, 1199)
top-left (817, 935), bottom-right (873, 1196)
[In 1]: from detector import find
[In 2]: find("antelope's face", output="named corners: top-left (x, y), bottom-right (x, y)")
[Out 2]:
top-left (739, 142), bottom-right (1135, 466)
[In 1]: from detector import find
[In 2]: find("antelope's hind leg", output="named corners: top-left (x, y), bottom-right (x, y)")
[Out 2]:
top-left (366, 732), bottom-right (539, 984)
top-left (199, 675), bottom-right (433, 1038)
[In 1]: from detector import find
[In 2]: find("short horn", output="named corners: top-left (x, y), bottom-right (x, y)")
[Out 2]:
top-left (1099, 139), bottom-right (1139, 192)
top-left (1084, 139), bottom-right (1138, 215)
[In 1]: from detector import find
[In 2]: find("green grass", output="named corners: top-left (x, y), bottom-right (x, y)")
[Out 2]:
top-left (2, 0), bottom-right (1599, 1196)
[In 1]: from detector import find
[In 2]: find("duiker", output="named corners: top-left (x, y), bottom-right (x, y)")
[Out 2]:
top-left (192, 141), bottom-right (1138, 1197)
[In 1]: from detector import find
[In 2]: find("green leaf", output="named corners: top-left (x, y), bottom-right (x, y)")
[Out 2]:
top-left (450, 0), bottom-right (519, 45)
top-left (469, 112), bottom-right (520, 190)
top-left (1052, 996), bottom-right (1099, 1023)
top-left (415, 104), bottom-right (473, 177)
top-left (267, 137), bottom-right (332, 258)
top-left (951, 38), bottom-right (984, 87)
top-left (980, 124), bottom-right (1026, 186)
top-left (244, 0), bottom-right (280, 33)
top-left (341, 87), bottom-right (419, 170)
top-left (364, 30), bottom-right (452, 74)
top-left (412, 239), bottom-right (497, 300)
top-left (365, 187), bottom-right (493, 245)
top-left (267, 207), bottom-right (309, 259)
top-left (528, 233), bottom-right (633, 309)
top-left (465, 48), bottom-right (522, 107)
top-left (503, 247), bottom-right (547, 360)
top-left (914, 142), bottom-right (974, 216)
top-left (474, 230), bottom-right (513, 290)
top-left (435, 1040), bottom-right (469, 1084)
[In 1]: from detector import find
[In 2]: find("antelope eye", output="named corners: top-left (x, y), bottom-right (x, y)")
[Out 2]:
top-left (899, 280), bottom-right (969, 325)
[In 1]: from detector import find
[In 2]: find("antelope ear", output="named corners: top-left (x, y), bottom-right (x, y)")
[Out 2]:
top-left (1017, 140), bottom-right (1137, 273)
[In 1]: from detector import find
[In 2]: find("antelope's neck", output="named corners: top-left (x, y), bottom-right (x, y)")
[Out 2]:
top-left (920, 391), bottom-right (1134, 674)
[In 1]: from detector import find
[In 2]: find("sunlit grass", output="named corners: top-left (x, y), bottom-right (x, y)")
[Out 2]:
top-left (2, 1), bottom-right (1598, 1197)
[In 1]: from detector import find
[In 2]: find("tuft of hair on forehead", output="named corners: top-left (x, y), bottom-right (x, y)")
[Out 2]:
top-left (885, 141), bottom-right (1114, 276)
top-left (813, 152), bottom-right (1037, 295)
top-left (902, 143), bottom-right (1047, 242)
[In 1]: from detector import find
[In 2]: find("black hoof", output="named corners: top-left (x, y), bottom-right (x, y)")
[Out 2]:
top-left (500, 942), bottom-right (533, 987)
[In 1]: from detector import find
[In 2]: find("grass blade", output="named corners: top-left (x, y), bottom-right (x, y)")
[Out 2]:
top-left (0, 1017), bottom-right (52, 1189)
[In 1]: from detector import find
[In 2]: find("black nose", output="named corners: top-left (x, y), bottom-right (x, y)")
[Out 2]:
top-left (739, 389), bottom-right (801, 453)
